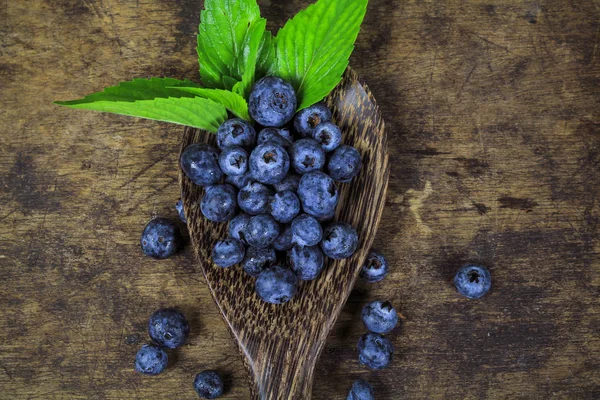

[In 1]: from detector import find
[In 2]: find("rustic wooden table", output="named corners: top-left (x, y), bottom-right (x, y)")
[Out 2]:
top-left (1, 0), bottom-right (599, 399)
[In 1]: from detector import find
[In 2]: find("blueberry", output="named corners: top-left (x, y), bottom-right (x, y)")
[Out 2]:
top-left (255, 265), bottom-right (298, 304)
top-left (290, 138), bottom-right (326, 175)
top-left (346, 379), bottom-right (374, 400)
top-left (238, 181), bottom-right (273, 215)
top-left (216, 118), bottom-right (256, 149)
top-left (175, 199), bottom-right (187, 223)
top-left (242, 246), bottom-right (276, 277)
top-left (226, 170), bottom-right (253, 189)
top-left (141, 218), bottom-right (182, 259)
top-left (148, 308), bottom-right (190, 349)
top-left (291, 214), bottom-right (323, 247)
top-left (312, 121), bottom-right (342, 152)
top-left (287, 245), bottom-right (324, 281)
top-left (249, 142), bottom-right (290, 184)
top-left (293, 102), bottom-right (332, 137)
top-left (357, 332), bottom-right (393, 370)
top-left (454, 264), bottom-right (491, 299)
top-left (273, 224), bottom-right (293, 251)
top-left (212, 238), bottom-right (245, 268)
top-left (180, 143), bottom-right (222, 187)
top-left (359, 250), bottom-right (389, 283)
top-left (249, 76), bottom-right (297, 127)
top-left (193, 370), bottom-right (224, 399)
top-left (201, 184), bottom-right (238, 222)
top-left (315, 209), bottom-right (336, 222)
top-left (228, 213), bottom-right (251, 244)
top-left (273, 173), bottom-right (301, 192)
top-left (246, 214), bottom-right (280, 248)
top-left (269, 190), bottom-right (300, 223)
top-left (320, 222), bottom-right (358, 259)
top-left (258, 127), bottom-right (292, 149)
top-left (362, 301), bottom-right (399, 334)
top-left (134, 344), bottom-right (168, 375)
top-left (328, 145), bottom-right (362, 182)
top-left (297, 171), bottom-right (339, 218)
top-left (218, 146), bottom-right (248, 176)
top-left (275, 128), bottom-right (294, 142)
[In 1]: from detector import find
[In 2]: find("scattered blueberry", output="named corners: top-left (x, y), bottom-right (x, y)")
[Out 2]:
top-left (249, 142), bottom-right (290, 184)
top-left (359, 250), bottom-right (389, 283)
top-left (347, 379), bottom-right (374, 400)
top-left (228, 213), bottom-right (251, 244)
top-left (141, 218), bottom-right (182, 259)
top-left (297, 171), bottom-right (339, 219)
top-left (218, 146), bottom-right (248, 176)
top-left (362, 301), bottom-right (399, 334)
top-left (454, 264), bottom-right (491, 299)
top-left (357, 332), bottom-right (394, 370)
top-left (293, 102), bottom-right (332, 137)
top-left (148, 308), bottom-right (190, 349)
top-left (245, 214), bottom-right (280, 249)
top-left (328, 145), bottom-right (362, 182)
top-left (216, 118), bottom-right (256, 149)
top-left (273, 173), bottom-right (301, 192)
top-left (134, 344), bottom-right (168, 375)
top-left (249, 76), bottom-right (297, 127)
top-left (175, 199), bottom-right (186, 223)
top-left (193, 370), bottom-right (224, 399)
top-left (273, 224), bottom-right (293, 251)
top-left (201, 184), bottom-right (238, 223)
top-left (180, 143), bottom-right (222, 187)
top-left (258, 127), bottom-right (292, 149)
top-left (255, 265), bottom-right (298, 304)
top-left (290, 138), bottom-right (326, 175)
top-left (320, 222), bottom-right (358, 259)
top-left (242, 246), bottom-right (276, 277)
top-left (291, 214), bottom-right (323, 247)
top-left (238, 181), bottom-right (273, 215)
top-left (226, 170), bottom-right (253, 189)
top-left (212, 238), bottom-right (245, 268)
top-left (287, 245), bottom-right (324, 281)
top-left (313, 122), bottom-right (342, 152)
top-left (269, 190), bottom-right (300, 223)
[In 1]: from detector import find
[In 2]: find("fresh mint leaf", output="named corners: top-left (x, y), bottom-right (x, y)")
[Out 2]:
top-left (273, 0), bottom-right (368, 109)
top-left (197, 0), bottom-right (266, 93)
top-left (169, 87), bottom-right (250, 121)
top-left (256, 29), bottom-right (275, 79)
top-left (232, 18), bottom-right (267, 98)
top-left (56, 78), bottom-right (198, 103)
top-left (55, 78), bottom-right (227, 132)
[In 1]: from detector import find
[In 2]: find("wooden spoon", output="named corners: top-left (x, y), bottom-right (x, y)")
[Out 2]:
top-left (178, 67), bottom-right (389, 400)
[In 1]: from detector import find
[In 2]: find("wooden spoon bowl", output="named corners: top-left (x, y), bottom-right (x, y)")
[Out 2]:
top-left (178, 67), bottom-right (389, 399)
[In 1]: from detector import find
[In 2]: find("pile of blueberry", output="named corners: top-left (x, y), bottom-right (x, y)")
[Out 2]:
top-left (134, 308), bottom-right (225, 399)
top-left (136, 76), bottom-right (494, 399)
top-left (179, 76), bottom-right (362, 304)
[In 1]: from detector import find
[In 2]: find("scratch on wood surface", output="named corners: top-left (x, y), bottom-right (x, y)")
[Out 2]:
top-left (429, 48), bottom-right (438, 133)
top-left (406, 181), bottom-right (433, 235)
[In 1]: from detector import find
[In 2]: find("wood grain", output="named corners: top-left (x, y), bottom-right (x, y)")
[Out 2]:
top-left (1, 0), bottom-right (599, 399)
top-left (179, 67), bottom-right (388, 399)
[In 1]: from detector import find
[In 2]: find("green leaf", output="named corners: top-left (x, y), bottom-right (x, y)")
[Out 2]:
top-left (55, 78), bottom-right (227, 132)
top-left (231, 18), bottom-right (267, 98)
top-left (169, 86), bottom-right (250, 121)
top-left (256, 29), bottom-right (275, 79)
top-left (55, 77), bottom-right (199, 103)
top-left (273, 0), bottom-right (368, 109)
top-left (197, 0), bottom-right (265, 90)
